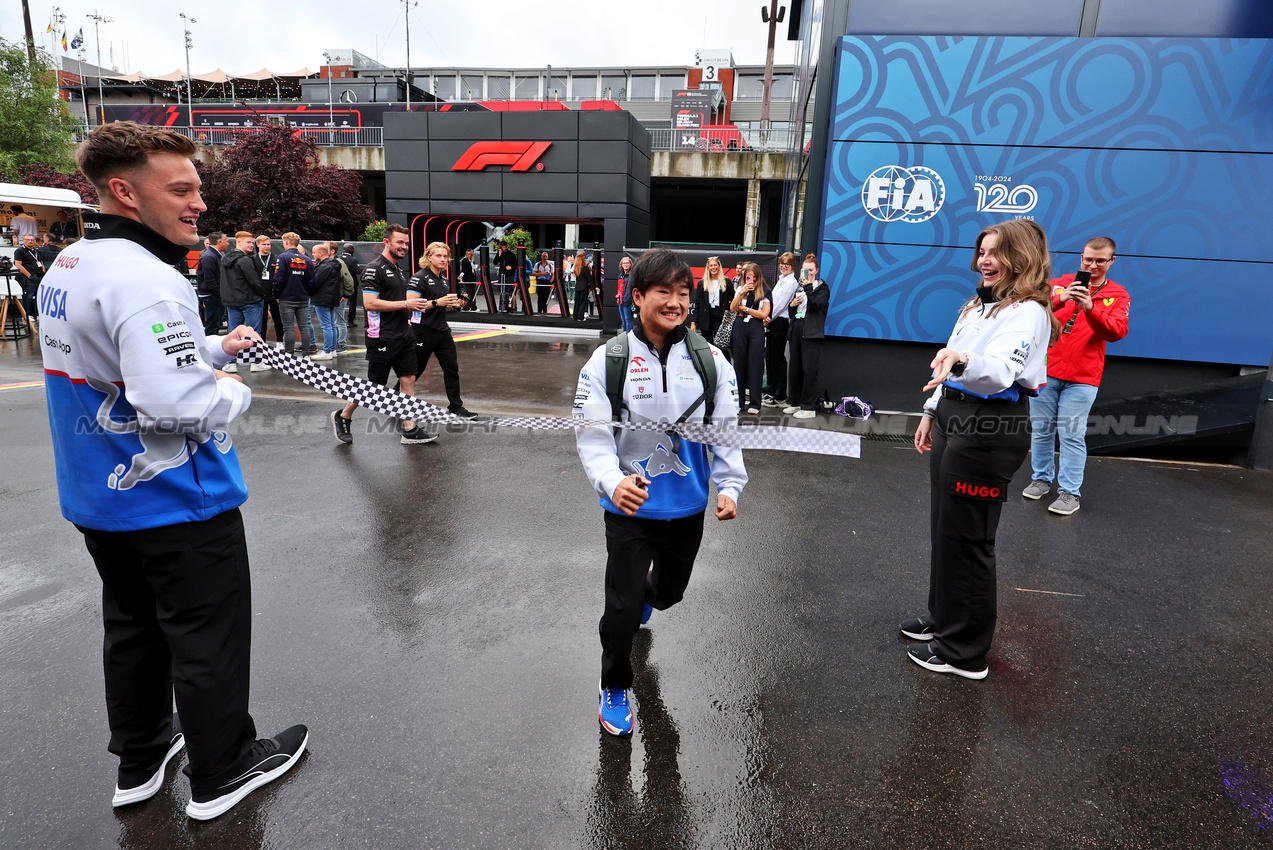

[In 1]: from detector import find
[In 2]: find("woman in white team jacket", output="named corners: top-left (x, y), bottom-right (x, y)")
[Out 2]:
top-left (903, 219), bottom-right (1060, 680)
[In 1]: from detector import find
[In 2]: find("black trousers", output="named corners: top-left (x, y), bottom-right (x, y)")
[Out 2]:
top-left (413, 325), bottom-right (464, 410)
top-left (265, 298), bottom-right (285, 342)
top-left (199, 293), bottom-right (224, 335)
top-left (765, 316), bottom-right (790, 399)
top-left (346, 283), bottom-right (360, 325)
top-left (787, 325), bottom-right (824, 409)
top-left (732, 320), bottom-right (766, 409)
top-left (600, 510), bottom-right (705, 689)
top-left (79, 508), bottom-right (257, 784)
top-left (536, 280), bottom-right (551, 314)
top-left (927, 397), bottom-right (1031, 670)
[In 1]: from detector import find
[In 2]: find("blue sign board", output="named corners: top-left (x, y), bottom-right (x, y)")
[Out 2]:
top-left (818, 36), bottom-right (1273, 365)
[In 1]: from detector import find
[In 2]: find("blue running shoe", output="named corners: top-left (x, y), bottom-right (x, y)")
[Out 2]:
top-left (641, 603), bottom-right (653, 626)
top-left (598, 683), bottom-right (633, 736)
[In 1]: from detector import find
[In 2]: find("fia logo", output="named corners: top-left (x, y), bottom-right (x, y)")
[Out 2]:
top-left (974, 182), bottom-right (1038, 214)
top-left (861, 165), bottom-right (945, 223)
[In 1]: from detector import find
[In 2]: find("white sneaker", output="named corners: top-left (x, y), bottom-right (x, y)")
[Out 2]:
top-left (222, 362), bottom-right (238, 373)
top-left (249, 363), bottom-right (271, 372)
top-left (782, 405), bottom-right (799, 415)
top-left (312, 351), bottom-right (334, 361)
top-left (793, 409), bottom-right (816, 419)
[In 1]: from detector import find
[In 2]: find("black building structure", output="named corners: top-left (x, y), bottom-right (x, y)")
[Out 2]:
top-left (383, 110), bottom-right (652, 331)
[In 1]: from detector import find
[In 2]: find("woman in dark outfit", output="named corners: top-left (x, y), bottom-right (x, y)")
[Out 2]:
top-left (728, 262), bottom-right (772, 415)
top-left (903, 219), bottom-right (1059, 680)
top-left (783, 253), bottom-right (831, 419)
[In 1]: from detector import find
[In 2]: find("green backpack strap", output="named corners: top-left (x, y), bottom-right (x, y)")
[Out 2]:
top-left (679, 330), bottom-right (717, 424)
top-left (604, 332), bottom-right (629, 423)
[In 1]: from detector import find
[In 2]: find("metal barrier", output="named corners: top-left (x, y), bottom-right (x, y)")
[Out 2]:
top-left (648, 127), bottom-right (798, 153)
top-left (174, 127), bottom-right (385, 147)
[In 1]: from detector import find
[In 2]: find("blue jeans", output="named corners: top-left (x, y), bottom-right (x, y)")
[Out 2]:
top-left (619, 301), bottom-right (634, 332)
top-left (279, 300), bottom-right (312, 355)
top-left (1029, 379), bottom-right (1100, 496)
top-left (314, 305), bottom-right (339, 353)
top-left (336, 300), bottom-right (349, 349)
top-left (227, 301), bottom-right (264, 336)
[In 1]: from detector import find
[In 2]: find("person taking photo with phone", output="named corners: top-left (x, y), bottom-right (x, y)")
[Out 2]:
top-left (1023, 236), bottom-right (1130, 515)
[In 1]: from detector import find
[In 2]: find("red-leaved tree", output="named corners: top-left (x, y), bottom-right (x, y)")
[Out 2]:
top-left (16, 162), bottom-right (99, 205)
top-left (195, 125), bottom-right (375, 239)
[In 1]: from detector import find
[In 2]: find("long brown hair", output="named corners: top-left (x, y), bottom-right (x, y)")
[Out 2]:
top-left (964, 219), bottom-right (1060, 343)
top-left (738, 262), bottom-right (768, 301)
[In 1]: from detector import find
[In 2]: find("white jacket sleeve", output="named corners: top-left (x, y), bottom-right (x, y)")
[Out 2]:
top-left (956, 304), bottom-right (1047, 397)
top-left (573, 348), bottom-right (628, 502)
top-left (115, 299), bottom-right (252, 432)
top-left (707, 354), bottom-right (748, 504)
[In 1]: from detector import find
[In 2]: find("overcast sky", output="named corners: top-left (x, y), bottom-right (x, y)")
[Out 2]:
top-left (6, 0), bottom-right (798, 75)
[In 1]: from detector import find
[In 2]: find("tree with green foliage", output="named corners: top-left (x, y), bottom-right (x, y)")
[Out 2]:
top-left (194, 122), bottom-right (375, 239)
top-left (0, 39), bottom-right (77, 181)
top-left (360, 220), bottom-right (387, 242)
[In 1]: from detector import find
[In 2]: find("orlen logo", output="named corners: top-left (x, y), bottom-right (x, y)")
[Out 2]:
top-left (861, 165), bottom-right (944, 223)
top-left (452, 141), bottom-right (552, 172)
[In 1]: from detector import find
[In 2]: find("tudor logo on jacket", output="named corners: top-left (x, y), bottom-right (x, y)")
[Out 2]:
top-left (39, 213), bottom-right (251, 532)
top-left (574, 327), bottom-right (748, 520)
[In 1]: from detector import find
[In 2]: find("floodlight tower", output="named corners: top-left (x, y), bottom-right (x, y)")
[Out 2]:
top-left (179, 12), bottom-right (196, 128)
top-left (88, 11), bottom-right (112, 126)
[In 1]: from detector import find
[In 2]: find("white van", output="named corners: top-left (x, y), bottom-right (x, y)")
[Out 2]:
top-left (1, 183), bottom-right (97, 260)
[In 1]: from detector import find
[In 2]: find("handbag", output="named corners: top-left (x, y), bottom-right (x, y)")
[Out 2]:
top-left (713, 311), bottom-right (735, 349)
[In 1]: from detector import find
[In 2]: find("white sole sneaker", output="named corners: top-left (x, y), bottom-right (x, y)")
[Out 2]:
top-left (792, 410), bottom-right (816, 419)
top-left (185, 729), bottom-right (309, 821)
top-left (112, 733), bottom-right (185, 807)
top-left (907, 645), bottom-right (987, 680)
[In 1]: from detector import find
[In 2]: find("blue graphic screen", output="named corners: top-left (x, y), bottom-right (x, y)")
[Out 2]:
top-left (817, 36), bottom-right (1273, 365)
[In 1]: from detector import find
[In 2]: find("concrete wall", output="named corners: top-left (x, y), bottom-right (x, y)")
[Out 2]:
top-left (650, 151), bottom-right (787, 180)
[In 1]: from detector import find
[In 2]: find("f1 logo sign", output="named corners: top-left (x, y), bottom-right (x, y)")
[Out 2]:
top-left (452, 141), bottom-right (552, 172)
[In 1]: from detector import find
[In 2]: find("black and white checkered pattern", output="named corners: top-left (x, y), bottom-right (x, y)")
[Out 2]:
top-left (237, 346), bottom-right (861, 458)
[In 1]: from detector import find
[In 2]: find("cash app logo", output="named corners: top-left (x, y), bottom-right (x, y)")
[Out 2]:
top-left (152, 323), bottom-right (164, 333)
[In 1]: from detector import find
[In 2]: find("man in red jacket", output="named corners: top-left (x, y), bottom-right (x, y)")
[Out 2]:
top-left (1024, 236), bottom-right (1130, 515)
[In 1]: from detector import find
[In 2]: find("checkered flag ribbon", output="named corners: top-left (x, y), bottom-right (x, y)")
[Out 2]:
top-left (236, 346), bottom-right (860, 459)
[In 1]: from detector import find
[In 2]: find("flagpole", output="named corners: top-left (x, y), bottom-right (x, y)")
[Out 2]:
top-left (20, 0), bottom-right (36, 66)
top-left (89, 11), bottom-right (112, 127)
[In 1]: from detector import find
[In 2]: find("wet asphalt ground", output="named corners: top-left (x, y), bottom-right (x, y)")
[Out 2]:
top-left (2, 323), bottom-right (1273, 849)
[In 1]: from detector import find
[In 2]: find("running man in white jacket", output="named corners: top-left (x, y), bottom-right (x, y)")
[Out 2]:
top-left (574, 248), bottom-right (748, 736)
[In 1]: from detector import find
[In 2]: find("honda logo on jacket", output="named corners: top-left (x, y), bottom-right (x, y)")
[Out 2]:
top-left (452, 141), bottom-right (552, 172)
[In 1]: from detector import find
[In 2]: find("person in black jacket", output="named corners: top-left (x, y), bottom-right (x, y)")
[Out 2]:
top-left (339, 243), bottom-right (362, 327)
top-left (254, 235), bottom-right (284, 343)
top-left (219, 232), bottom-right (270, 373)
top-left (197, 232), bottom-right (228, 334)
top-left (458, 249), bottom-right (478, 310)
top-left (496, 241), bottom-right (518, 311)
top-left (271, 232), bottom-right (316, 356)
top-left (406, 242), bottom-right (478, 419)
top-left (783, 253), bottom-right (831, 419)
top-left (309, 243), bottom-right (344, 361)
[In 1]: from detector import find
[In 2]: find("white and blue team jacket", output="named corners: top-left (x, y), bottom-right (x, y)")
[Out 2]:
top-left (40, 213), bottom-right (251, 532)
top-left (574, 327), bottom-right (748, 520)
top-left (924, 294), bottom-right (1052, 411)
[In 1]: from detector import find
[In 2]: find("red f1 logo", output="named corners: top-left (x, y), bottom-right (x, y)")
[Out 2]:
top-left (452, 141), bottom-right (552, 172)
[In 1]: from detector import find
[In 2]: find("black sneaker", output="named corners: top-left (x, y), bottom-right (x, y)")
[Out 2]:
top-left (899, 616), bottom-right (935, 641)
top-left (112, 721), bottom-right (185, 808)
top-left (331, 409), bottom-right (353, 444)
top-left (186, 725), bottom-right (308, 821)
top-left (907, 643), bottom-right (988, 680)
top-left (400, 426), bottom-right (438, 445)
top-left (449, 407), bottom-right (479, 420)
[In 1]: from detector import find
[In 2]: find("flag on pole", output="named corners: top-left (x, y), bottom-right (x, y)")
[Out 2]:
top-left (62, 33), bottom-right (68, 51)
top-left (46, 22), bottom-right (54, 33)
top-left (70, 29), bottom-right (83, 49)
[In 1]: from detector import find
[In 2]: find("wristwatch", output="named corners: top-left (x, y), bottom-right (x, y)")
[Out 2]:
top-left (949, 353), bottom-right (968, 377)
